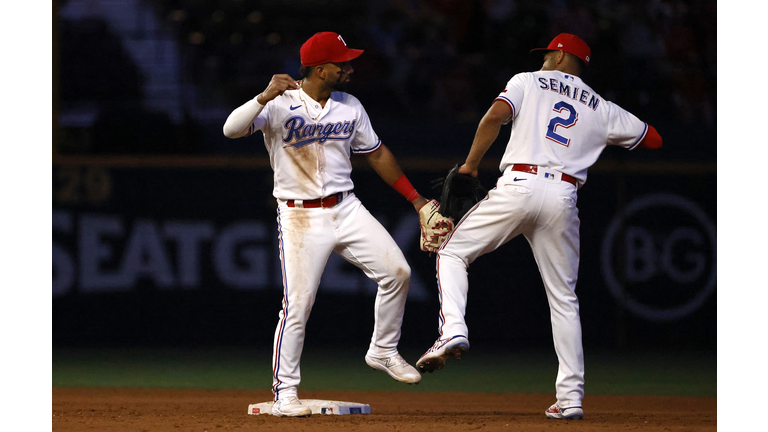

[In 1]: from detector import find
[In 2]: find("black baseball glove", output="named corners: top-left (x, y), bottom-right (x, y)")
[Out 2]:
top-left (431, 164), bottom-right (487, 222)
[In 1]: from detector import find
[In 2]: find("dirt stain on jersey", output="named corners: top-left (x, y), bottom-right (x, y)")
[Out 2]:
top-left (379, 251), bottom-right (410, 286)
top-left (286, 144), bottom-right (319, 196)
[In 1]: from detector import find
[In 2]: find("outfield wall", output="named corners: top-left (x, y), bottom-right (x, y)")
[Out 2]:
top-left (52, 158), bottom-right (716, 350)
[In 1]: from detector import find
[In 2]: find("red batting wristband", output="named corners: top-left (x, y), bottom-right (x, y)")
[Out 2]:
top-left (391, 174), bottom-right (420, 201)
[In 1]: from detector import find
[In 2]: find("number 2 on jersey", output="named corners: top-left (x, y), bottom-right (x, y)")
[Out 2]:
top-left (546, 101), bottom-right (578, 147)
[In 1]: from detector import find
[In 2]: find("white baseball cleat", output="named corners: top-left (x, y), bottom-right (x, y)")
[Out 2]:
top-left (272, 396), bottom-right (312, 417)
top-left (365, 353), bottom-right (422, 384)
top-left (415, 335), bottom-right (470, 373)
top-left (545, 403), bottom-right (584, 420)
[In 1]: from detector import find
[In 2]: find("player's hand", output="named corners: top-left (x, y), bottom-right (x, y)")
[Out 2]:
top-left (458, 163), bottom-right (478, 177)
top-left (258, 74), bottom-right (300, 104)
top-left (418, 199), bottom-right (454, 253)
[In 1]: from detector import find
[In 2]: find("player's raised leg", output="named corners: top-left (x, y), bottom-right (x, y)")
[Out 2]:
top-left (419, 180), bottom-right (529, 373)
top-left (271, 205), bottom-right (336, 410)
top-left (333, 195), bottom-right (420, 384)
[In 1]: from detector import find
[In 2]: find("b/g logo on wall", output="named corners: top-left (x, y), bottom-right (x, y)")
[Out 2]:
top-left (600, 194), bottom-right (716, 321)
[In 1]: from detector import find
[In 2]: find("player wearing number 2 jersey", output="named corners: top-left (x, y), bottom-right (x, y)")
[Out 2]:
top-left (415, 34), bottom-right (662, 420)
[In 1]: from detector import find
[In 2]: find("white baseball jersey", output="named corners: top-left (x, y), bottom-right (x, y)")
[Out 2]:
top-left (223, 85), bottom-right (415, 402)
top-left (250, 87), bottom-right (381, 200)
top-left (430, 69), bottom-right (656, 412)
top-left (495, 70), bottom-right (648, 185)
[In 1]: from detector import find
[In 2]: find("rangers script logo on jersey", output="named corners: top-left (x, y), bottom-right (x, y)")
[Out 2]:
top-left (282, 116), bottom-right (356, 149)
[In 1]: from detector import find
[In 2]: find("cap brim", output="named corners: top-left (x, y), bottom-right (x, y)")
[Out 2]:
top-left (331, 48), bottom-right (364, 64)
top-left (342, 48), bottom-right (365, 62)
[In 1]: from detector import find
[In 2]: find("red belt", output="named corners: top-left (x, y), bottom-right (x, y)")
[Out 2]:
top-left (286, 192), bottom-right (346, 208)
top-left (511, 164), bottom-right (578, 187)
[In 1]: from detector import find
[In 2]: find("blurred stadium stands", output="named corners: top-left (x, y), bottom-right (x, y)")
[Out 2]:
top-left (54, 0), bottom-right (716, 159)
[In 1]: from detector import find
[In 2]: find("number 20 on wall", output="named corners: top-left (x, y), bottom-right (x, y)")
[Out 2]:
top-left (546, 101), bottom-right (578, 147)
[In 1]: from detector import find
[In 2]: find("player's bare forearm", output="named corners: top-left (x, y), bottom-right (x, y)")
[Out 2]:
top-left (365, 145), bottom-right (427, 210)
top-left (365, 144), bottom-right (403, 184)
top-left (461, 101), bottom-right (509, 176)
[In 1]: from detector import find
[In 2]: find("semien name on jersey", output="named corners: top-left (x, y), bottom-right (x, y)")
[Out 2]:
top-left (537, 77), bottom-right (600, 111)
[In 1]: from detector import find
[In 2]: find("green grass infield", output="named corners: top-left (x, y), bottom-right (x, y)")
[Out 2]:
top-left (52, 346), bottom-right (715, 397)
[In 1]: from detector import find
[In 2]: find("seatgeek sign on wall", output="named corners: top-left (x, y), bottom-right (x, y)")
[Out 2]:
top-left (52, 166), bottom-right (715, 323)
top-left (52, 209), bottom-right (430, 300)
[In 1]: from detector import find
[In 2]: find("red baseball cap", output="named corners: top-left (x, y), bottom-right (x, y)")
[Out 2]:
top-left (300, 32), bottom-right (364, 67)
top-left (530, 33), bottom-right (591, 65)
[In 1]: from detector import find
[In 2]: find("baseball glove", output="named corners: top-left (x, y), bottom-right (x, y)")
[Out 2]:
top-left (418, 199), bottom-right (454, 253)
top-left (432, 164), bottom-right (487, 222)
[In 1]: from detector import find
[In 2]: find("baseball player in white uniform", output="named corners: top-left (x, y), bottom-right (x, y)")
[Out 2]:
top-left (222, 32), bottom-right (451, 417)
top-left (415, 34), bottom-right (663, 420)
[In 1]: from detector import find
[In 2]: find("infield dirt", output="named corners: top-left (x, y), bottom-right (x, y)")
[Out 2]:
top-left (52, 387), bottom-right (715, 431)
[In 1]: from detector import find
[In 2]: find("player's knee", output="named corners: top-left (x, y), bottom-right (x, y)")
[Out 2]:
top-left (390, 263), bottom-right (411, 288)
top-left (398, 265), bottom-right (411, 282)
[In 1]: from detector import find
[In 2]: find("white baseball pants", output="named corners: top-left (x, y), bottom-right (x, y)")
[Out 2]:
top-left (436, 167), bottom-right (584, 408)
top-left (271, 193), bottom-right (410, 400)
